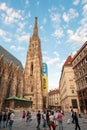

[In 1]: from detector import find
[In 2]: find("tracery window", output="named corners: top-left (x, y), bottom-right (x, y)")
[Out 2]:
top-left (31, 85), bottom-right (33, 92)
top-left (30, 62), bottom-right (33, 76)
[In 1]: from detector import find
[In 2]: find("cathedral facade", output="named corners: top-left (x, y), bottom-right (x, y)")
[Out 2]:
top-left (0, 47), bottom-right (24, 110)
top-left (24, 17), bottom-right (43, 110)
top-left (0, 17), bottom-right (46, 111)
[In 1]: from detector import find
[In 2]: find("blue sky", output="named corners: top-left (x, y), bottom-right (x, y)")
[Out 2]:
top-left (0, 0), bottom-right (87, 90)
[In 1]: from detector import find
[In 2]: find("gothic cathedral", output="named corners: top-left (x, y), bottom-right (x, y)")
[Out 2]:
top-left (24, 17), bottom-right (43, 110)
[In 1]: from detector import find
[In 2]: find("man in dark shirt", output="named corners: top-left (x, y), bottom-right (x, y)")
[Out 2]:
top-left (74, 112), bottom-right (81, 130)
top-left (36, 110), bottom-right (41, 129)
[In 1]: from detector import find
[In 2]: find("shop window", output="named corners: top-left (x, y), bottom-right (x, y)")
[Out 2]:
top-left (72, 90), bottom-right (74, 93)
top-left (71, 99), bottom-right (78, 108)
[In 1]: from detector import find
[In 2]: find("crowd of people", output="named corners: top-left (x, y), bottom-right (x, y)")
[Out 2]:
top-left (21, 108), bottom-right (81, 130)
top-left (36, 109), bottom-right (64, 130)
top-left (0, 109), bottom-right (15, 130)
top-left (0, 108), bottom-right (82, 130)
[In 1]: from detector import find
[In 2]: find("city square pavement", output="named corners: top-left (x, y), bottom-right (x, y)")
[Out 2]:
top-left (3, 111), bottom-right (87, 130)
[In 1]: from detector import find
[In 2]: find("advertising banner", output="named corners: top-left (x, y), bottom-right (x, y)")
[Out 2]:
top-left (42, 76), bottom-right (48, 91)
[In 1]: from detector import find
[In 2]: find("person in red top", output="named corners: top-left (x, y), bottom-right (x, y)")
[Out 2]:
top-left (58, 110), bottom-right (63, 130)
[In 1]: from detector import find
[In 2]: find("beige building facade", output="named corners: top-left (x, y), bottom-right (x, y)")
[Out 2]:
top-left (48, 89), bottom-right (60, 109)
top-left (59, 55), bottom-right (79, 112)
top-left (72, 41), bottom-right (87, 113)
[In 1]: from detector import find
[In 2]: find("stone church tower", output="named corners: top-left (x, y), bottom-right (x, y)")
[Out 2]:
top-left (24, 17), bottom-right (43, 110)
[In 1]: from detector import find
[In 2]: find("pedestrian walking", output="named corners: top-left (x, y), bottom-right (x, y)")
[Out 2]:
top-left (22, 110), bottom-right (26, 119)
top-left (46, 110), bottom-right (50, 127)
top-left (54, 110), bottom-right (58, 126)
top-left (57, 110), bottom-right (63, 130)
top-left (36, 110), bottom-right (41, 129)
top-left (49, 111), bottom-right (56, 130)
top-left (74, 112), bottom-right (81, 130)
top-left (3, 112), bottom-right (7, 128)
top-left (71, 109), bottom-right (75, 123)
top-left (42, 111), bottom-right (48, 129)
top-left (26, 111), bottom-right (30, 122)
top-left (6, 111), bottom-right (11, 127)
top-left (26, 111), bottom-right (32, 126)
top-left (8, 110), bottom-right (15, 130)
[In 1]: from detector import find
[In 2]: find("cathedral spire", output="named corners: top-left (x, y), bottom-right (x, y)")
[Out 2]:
top-left (33, 17), bottom-right (38, 37)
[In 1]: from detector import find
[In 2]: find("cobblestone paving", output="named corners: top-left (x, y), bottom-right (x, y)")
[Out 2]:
top-left (2, 112), bottom-right (87, 130)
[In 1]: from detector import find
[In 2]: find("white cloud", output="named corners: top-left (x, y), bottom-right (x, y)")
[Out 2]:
top-left (47, 57), bottom-right (59, 65)
top-left (4, 37), bottom-right (11, 42)
top-left (18, 35), bottom-right (29, 42)
top-left (27, 12), bottom-right (31, 18)
top-left (40, 26), bottom-right (44, 31)
top-left (36, 1), bottom-right (40, 6)
top-left (18, 22), bottom-right (25, 29)
top-left (41, 36), bottom-right (48, 43)
top-left (43, 18), bottom-right (47, 24)
top-left (67, 27), bottom-right (87, 46)
top-left (52, 28), bottom-right (64, 38)
top-left (56, 60), bottom-right (65, 70)
top-left (82, 0), bottom-right (87, 4)
top-left (48, 7), bottom-right (57, 13)
top-left (0, 3), bottom-right (23, 24)
top-left (43, 55), bottom-right (60, 66)
top-left (25, 0), bottom-right (29, 5)
top-left (0, 3), bottom-right (7, 10)
top-left (10, 45), bottom-right (25, 52)
top-left (50, 13), bottom-right (60, 23)
top-left (53, 51), bottom-right (59, 57)
top-left (0, 29), bottom-right (6, 36)
top-left (63, 8), bottom-right (79, 23)
top-left (0, 28), bottom-right (12, 42)
top-left (62, 12), bottom-right (69, 22)
top-left (48, 6), bottom-right (64, 40)
top-left (55, 40), bottom-right (61, 44)
top-left (83, 4), bottom-right (87, 14)
top-left (80, 17), bottom-right (87, 25)
top-left (73, 0), bottom-right (80, 5)
top-left (42, 51), bottom-right (47, 55)
top-left (48, 7), bottom-right (61, 25)
top-left (67, 4), bottom-right (87, 47)
top-left (29, 25), bottom-right (33, 29)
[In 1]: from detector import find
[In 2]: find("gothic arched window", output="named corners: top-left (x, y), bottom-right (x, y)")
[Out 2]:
top-left (30, 62), bottom-right (33, 76)
top-left (31, 85), bottom-right (33, 92)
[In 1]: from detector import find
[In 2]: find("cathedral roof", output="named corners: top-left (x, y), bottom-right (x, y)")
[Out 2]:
top-left (0, 45), bottom-right (23, 70)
